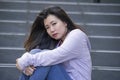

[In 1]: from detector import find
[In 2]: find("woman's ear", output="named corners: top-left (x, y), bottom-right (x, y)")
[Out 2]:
top-left (64, 22), bottom-right (67, 27)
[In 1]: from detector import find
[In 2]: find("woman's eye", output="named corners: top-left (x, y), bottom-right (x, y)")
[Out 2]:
top-left (52, 23), bottom-right (56, 26)
top-left (45, 26), bottom-right (49, 29)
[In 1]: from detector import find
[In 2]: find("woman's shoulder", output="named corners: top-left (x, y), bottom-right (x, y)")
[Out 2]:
top-left (69, 29), bottom-right (86, 36)
top-left (71, 29), bottom-right (82, 32)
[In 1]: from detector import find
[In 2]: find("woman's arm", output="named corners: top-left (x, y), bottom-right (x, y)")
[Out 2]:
top-left (17, 29), bottom-right (90, 69)
top-left (32, 29), bottom-right (90, 66)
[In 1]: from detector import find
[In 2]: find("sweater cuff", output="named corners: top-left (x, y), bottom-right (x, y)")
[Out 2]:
top-left (17, 52), bottom-right (32, 71)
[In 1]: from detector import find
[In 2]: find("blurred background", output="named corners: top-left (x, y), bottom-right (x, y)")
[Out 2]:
top-left (0, 0), bottom-right (120, 80)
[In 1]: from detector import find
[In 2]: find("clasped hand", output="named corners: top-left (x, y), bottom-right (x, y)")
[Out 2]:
top-left (16, 52), bottom-right (35, 76)
top-left (16, 59), bottom-right (36, 76)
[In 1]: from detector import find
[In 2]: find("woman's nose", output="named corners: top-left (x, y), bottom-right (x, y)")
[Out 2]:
top-left (50, 26), bottom-right (55, 32)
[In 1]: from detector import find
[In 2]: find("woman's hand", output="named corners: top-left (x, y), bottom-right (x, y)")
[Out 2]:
top-left (16, 52), bottom-right (33, 71)
top-left (23, 66), bottom-right (36, 76)
top-left (16, 58), bottom-right (35, 76)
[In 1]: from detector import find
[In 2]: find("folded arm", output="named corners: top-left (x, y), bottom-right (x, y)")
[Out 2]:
top-left (17, 29), bottom-right (89, 70)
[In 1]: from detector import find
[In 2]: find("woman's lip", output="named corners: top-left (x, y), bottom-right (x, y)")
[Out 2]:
top-left (52, 33), bottom-right (58, 37)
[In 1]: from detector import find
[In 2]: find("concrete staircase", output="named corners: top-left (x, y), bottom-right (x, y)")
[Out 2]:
top-left (0, 0), bottom-right (120, 80)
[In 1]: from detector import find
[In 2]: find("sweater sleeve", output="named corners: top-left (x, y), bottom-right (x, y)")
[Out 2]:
top-left (32, 29), bottom-right (89, 66)
top-left (17, 52), bottom-right (32, 71)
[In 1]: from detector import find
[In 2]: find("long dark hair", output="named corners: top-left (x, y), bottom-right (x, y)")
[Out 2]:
top-left (24, 6), bottom-right (83, 51)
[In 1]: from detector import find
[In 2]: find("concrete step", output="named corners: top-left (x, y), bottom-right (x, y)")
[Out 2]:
top-left (27, 3), bottom-right (120, 13)
top-left (0, 22), bottom-right (29, 33)
top-left (90, 38), bottom-right (120, 51)
top-left (79, 3), bottom-right (120, 13)
top-left (83, 13), bottom-right (120, 24)
top-left (101, 0), bottom-right (120, 3)
top-left (0, 1), bottom-right (27, 10)
top-left (0, 1), bottom-right (120, 13)
top-left (91, 51), bottom-right (120, 67)
top-left (0, 49), bottom-right (24, 63)
top-left (92, 69), bottom-right (120, 80)
top-left (84, 24), bottom-right (120, 36)
top-left (0, 67), bottom-right (20, 80)
top-left (0, 35), bottom-right (26, 47)
top-left (0, 11), bottom-right (27, 20)
top-left (28, 0), bottom-right (93, 2)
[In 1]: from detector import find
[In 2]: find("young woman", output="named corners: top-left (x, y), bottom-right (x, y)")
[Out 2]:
top-left (16, 6), bottom-right (92, 80)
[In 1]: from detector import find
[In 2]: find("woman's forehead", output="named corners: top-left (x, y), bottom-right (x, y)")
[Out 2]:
top-left (44, 15), bottom-right (59, 25)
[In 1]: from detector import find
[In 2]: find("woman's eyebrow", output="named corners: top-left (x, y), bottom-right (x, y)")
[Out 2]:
top-left (50, 20), bottom-right (55, 24)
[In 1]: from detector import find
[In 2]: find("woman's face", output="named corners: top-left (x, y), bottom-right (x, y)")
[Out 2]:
top-left (44, 14), bottom-right (68, 41)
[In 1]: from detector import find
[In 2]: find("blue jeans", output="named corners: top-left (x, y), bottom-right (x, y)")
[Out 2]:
top-left (19, 49), bottom-right (71, 80)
